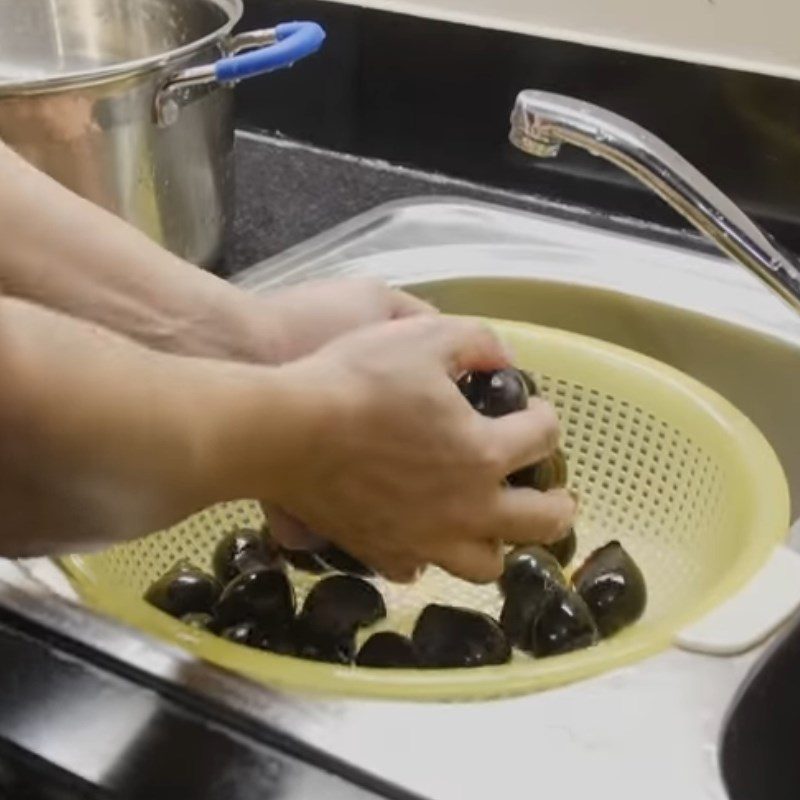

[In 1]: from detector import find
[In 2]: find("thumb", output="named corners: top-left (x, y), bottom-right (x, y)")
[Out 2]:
top-left (430, 317), bottom-right (513, 378)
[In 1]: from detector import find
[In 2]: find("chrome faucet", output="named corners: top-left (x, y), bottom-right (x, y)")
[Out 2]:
top-left (509, 90), bottom-right (800, 314)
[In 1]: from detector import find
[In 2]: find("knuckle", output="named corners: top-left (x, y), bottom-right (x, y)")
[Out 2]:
top-left (447, 318), bottom-right (492, 348)
top-left (466, 420), bottom-right (506, 474)
top-left (416, 313), bottom-right (447, 338)
top-left (532, 400), bottom-right (561, 452)
top-left (467, 320), bottom-right (500, 350)
top-left (538, 496), bottom-right (574, 542)
top-left (475, 438), bottom-right (506, 476)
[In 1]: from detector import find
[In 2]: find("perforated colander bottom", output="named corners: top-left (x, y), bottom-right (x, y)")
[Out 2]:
top-left (62, 319), bottom-right (788, 700)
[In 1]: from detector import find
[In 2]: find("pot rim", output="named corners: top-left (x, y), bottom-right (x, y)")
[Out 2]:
top-left (0, 0), bottom-right (243, 96)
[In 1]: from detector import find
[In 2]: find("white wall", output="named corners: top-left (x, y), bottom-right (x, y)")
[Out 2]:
top-left (333, 0), bottom-right (800, 79)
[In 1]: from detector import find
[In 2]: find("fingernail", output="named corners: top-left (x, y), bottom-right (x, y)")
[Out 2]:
top-left (568, 488), bottom-right (580, 509)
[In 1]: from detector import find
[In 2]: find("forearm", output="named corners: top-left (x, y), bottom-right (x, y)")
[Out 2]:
top-left (0, 141), bottom-right (279, 362)
top-left (0, 297), bottom-right (302, 556)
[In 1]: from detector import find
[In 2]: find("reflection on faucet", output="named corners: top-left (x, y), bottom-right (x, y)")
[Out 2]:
top-left (509, 90), bottom-right (800, 314)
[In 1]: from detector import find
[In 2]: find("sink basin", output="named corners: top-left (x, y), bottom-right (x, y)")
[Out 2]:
top-left (11, 196), bottom-right (800, 800)
top-left (721, 611), bottom-right (800, 800)
top-left (230, 197), bottom-right (800, 798)
top-left (239, 198), bottom-right (800, 523)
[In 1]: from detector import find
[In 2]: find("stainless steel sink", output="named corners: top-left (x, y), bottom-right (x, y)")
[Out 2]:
top-left (238, 197), bottom-right (800, 523)
top-left (235, 198), bottom-right (800, 799)
top-left (720, 610), bottom-right (800, 800)
top-left (15, 197), bottom-right (800, 800)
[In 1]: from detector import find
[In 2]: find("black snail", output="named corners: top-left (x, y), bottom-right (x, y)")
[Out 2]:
top-left (220, 620), bottom-right (260, 646)
top-left (499, 545), bottom-right (566, 598)
top-left (356, 632), bottom-right (419, 668)
top-left (412, 605), bottom-right (511, 668)
top-left (572, 541), bottom-right (647, 638)
top-left (213, 569), bottom-right (296, 632)
top-left (145, 560), bottom-right (221, 619)
top-left (527, 588), bottom-right (600, 657)
top-left (457, 367), bottom-right (531, 418)
top-left (545, 527), bottom-right (577, 569)
top-left (287, 575), bottom-right (387, 665)
top-left (179, 612), bottom-right (215, 631)
top-left (143, 353), bottom-right (649, 675)
top-left (281, 548), bottom-right (328, 575)
top-left (507, 448), bottom-right (569, 492)
top-left (499, 545), bottom-right (566, 648)
top-left (301, 575), bottom-right (386, 638)
top-left (281, 541), bottom-right (374, 577)
top-left (212, 527), bottom-right (283, 584)
top-left (317, 545), bottom-right (375, 578)
top-left (290, 617), bottom-right (357, 665)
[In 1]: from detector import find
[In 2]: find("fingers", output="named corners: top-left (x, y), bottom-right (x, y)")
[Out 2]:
top-left (493, 487), bottom-right (576, 545)
top-left (425, 317), bottom-right (512, 377)
top-left (266, 506), bottom-right (326, 550)
top-left (377, 558), bottom-right (425, 584)
top-left (431, 539), bottom-right (505, 583)
top-left (357, 548), bottom-right (425, 583)
top-left (484, 398), bottom-right (561, 475)
top-left (388, 288), bottom-right (439, 319)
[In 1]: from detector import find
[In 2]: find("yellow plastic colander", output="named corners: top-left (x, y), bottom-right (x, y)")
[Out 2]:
top-left (61, 317), bottom-right (790, 701)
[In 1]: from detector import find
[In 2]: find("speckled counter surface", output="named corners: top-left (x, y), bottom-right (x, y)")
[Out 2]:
top-left (228, 130), bottom-right (706, 275)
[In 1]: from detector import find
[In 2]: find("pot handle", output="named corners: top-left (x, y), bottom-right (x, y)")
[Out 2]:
top-left (217, 21), bottom-right (325, 82)
top-left (155, 21), bottom-right (326, 126)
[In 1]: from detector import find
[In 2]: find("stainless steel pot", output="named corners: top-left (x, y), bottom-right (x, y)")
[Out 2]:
top-left (0, 1), bottom-right (324, 266)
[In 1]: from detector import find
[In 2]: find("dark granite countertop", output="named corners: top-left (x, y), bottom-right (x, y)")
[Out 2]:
top-left (229, 130), bottom-right (708, 276)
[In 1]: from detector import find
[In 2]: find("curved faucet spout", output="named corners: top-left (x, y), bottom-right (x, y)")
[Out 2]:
top-left (510, 90), bottom-right (800, 314)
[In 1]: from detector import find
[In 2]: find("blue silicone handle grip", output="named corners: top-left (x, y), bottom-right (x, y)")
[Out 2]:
top-left (214, 21), bottom-right (326, 83)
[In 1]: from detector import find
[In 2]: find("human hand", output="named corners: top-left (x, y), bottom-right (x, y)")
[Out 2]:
top-left (256, 277), bottom-right (435, 363)
top-left (232, 316), bottom-right (575, 583)
top-left (256, 277), bottom-right (435, 543)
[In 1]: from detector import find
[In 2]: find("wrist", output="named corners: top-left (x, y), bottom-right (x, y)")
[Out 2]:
top-left (160, 279), bottom-right (286, 365)
top-left (228, 290), bottom-right (290, 365)
top-left (189, 358), bottom-right (326, 508)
